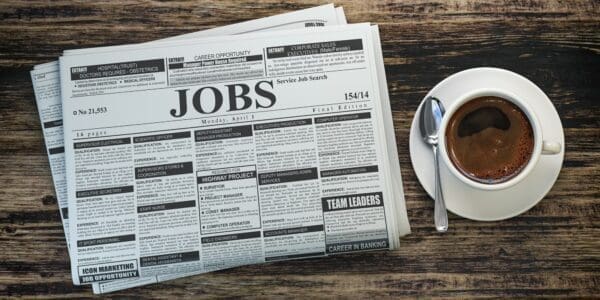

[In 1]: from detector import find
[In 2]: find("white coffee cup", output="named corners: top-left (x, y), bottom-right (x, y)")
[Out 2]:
top-left (437, 88), bottom-right (562, 191)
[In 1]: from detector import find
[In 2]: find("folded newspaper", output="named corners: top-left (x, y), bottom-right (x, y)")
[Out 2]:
top-left (30, 4), bottom-right (410, 294)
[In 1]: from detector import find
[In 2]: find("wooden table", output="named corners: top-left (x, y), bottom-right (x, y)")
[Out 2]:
top-left (1, 1), bottom-right (598, 298)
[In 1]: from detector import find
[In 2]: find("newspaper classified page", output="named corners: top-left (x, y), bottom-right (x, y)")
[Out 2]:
top-left (60, 23), bottom-right (410, 286)
top-left (31, 4), bottom-right (345, 293)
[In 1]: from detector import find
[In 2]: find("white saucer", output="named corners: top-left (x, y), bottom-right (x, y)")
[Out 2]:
top-left (409, 67), bottom-right (565, 221)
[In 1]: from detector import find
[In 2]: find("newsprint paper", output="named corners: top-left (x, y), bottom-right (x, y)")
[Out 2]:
top-left (59, 22), bottom-right (410, 287)
top-left (31, 4), bottom-right (347, 293)
top-left (32, 6), bottom-right (411, 293)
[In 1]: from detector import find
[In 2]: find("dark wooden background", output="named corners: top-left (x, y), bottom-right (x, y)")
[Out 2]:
top-left (1, 0), bottom-right (598, 298)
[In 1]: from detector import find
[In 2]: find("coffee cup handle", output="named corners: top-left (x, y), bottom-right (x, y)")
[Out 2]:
top-left (542, 140), bottom-right (561, 155)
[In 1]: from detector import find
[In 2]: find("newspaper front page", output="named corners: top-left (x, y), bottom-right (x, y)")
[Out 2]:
top-left (30, 4), bottom-right (346, 293)
top-left (60, 23), bottom-right (410, 286)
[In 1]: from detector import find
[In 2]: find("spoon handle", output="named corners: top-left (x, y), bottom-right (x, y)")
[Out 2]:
top-left (433, 145), bottom-right (448, 232)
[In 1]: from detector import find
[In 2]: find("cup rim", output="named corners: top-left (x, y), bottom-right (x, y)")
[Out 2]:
top-left (437, 88), bottom-right (543, 191)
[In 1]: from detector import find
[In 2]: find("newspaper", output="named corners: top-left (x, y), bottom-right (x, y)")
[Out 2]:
top-left (58, 22), bottom-right (410, 287)
top-left (30, 4), bottom-right (346, 293)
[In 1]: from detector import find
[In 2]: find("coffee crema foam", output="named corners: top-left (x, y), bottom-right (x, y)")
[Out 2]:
top-left (445, 96), bottom-right (534, 184)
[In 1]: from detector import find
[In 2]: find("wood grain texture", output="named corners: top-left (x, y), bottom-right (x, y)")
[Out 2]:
top-left (0, 0), bottom-right (599, 298)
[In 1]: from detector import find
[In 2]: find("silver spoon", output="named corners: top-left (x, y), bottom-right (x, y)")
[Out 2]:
top-left (419, 96), bottom-right (448, 232)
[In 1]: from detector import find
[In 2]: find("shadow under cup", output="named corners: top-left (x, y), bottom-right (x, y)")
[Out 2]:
top-left (443, 93), bottom-right (536, 186)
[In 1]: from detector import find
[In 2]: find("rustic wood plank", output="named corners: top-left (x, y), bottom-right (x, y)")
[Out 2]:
top-left (0, 0), bottom-right (599, 298)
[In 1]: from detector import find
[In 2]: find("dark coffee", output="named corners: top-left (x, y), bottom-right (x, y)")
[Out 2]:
top-left (445, 96), bottom-right (534, 184)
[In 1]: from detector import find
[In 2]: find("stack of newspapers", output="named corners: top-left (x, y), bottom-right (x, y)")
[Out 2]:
top-left (30, 4), bottom-right (410, 293)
